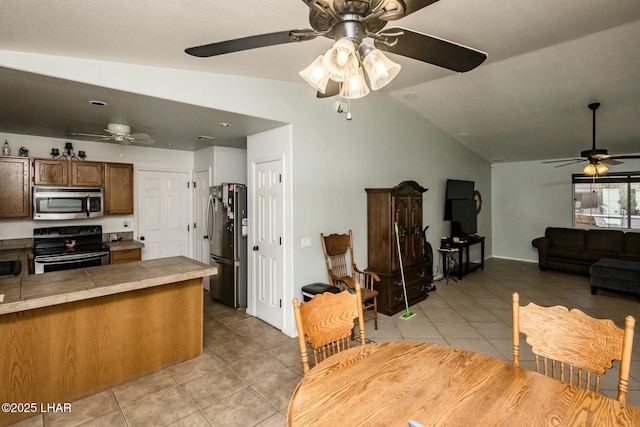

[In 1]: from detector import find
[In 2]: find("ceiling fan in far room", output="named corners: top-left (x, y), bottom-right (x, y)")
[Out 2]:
top-left (184, 0), bottom-right (487, 100)
top-left (543, 103), bottom-right (640, 176)
top-left (68, 123), bottom-right (155, 145)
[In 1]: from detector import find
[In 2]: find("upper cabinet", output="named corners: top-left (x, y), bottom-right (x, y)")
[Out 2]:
top-left (33, 159), bottom-right (68, 185)
top-left (104, 162), bottom-right (134, 215)
top-left (0, 157), bottom-right (31, 218)
top-left (33, 159), bottom-right (103, 187)
top-left (70, 161), bottom-right (103, 187)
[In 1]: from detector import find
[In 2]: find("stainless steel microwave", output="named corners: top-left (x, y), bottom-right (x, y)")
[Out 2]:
top-left (33, 187), bottom-right (104, 220)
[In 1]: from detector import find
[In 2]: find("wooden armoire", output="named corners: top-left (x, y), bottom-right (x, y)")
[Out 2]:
top-left (366, 181), bottom-right (429, 315)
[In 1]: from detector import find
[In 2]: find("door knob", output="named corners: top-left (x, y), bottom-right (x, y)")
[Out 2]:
top-left (204, 235), bottom-right (209, 239)
top-left (253, 245), bottom-right (259, 251)
top-left (140, 236), bottom-right (145, 241)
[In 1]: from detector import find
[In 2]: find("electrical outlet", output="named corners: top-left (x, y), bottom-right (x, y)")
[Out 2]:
top-left (123, 220), bottom-right (130, 228)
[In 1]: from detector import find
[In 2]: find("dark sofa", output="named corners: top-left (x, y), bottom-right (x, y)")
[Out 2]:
top-left (532, 227), bottom-right (640, 275)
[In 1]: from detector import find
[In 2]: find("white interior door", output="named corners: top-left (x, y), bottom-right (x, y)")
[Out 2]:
top-left (253, 159), bottom-right (283, 328)
top-left (194, 169), bottom-right (210, 290)
top-left (137, 170), bottom-right (190, 259)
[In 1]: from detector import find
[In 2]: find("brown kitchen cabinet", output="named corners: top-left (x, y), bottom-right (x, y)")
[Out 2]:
top-left (70, 161), bottom-right (103, 186)
top-left (33, 159), bottom-right (68, 185)
top-left (110, 248), bottom-right (141, 264)
top-left (366, 181), bottom-right (429, 315)
top-left (104, 162), bottom-right (134, 215)
top-left (0, 157), bottom-right (31, 218)
top-left (33, 159), bottom-right (103, 187)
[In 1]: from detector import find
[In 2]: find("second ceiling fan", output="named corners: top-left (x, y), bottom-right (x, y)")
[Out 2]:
top-left (185, 0), bottom-right (487, 99)
top-left (543, 103), bottom-right (640, 175)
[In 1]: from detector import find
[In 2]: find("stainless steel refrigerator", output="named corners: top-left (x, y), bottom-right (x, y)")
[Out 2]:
top-left (207, 183), bottom-right (247, 308)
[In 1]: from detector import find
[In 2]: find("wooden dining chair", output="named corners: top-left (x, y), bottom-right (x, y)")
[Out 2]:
top-left (512, 292), bottom-right (636, 402)
top-left (292, 286), bottom-right (366, 374)
top-left (321, 230), bottom-right (379, 330)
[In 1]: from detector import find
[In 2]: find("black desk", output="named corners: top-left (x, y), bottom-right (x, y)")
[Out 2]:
top-left (444, 236), bottom-right (485, 280)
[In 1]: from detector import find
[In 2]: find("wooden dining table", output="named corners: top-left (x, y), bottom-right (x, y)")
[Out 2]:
top-left (287, 341), bottom-right (640, 426)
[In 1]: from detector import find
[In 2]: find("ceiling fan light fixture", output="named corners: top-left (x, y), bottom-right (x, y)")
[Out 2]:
top-left (322, 38), bottom-right (359, 82)
top-left (299, 55), bottom-right (330, 93)
top-left (359, 44), bottom-right (401, 90)
top-left (583, 163), bottom-right (596, 176)
top-left (340, 66), bottom-right (370, 99)
top-left (595, 163), bottom-right (608, 175)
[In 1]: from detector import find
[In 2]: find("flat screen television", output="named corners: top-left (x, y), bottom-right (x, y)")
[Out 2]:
top-left (445, 179), bottom-right (474, 200)
top-left (451, 199), bottom-right (477, 237)
top-left (444, 179), bottom-right (474, 220)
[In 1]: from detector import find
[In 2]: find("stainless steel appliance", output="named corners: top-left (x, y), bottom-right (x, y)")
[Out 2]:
top-left (33, 225), bottom-right (110, 274)
top-left (33, 186), bottom-right (104, 220)
top-left (206, 183), bottom-right (247, 308)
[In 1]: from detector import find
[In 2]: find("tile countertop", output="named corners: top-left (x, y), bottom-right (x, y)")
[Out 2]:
top-left (0, 256), bottom-right (217, 316)
top-left (104, 239), bottom-right (145, 251)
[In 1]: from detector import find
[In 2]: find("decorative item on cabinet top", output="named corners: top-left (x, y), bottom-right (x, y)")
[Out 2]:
top-left (51, 142), bottom-right (86, 160)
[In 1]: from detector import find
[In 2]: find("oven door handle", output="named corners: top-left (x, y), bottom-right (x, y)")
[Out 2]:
top-left (36, 251), bottom-right (109, 263)
top-left (86, 195), bottom-right (90, 217)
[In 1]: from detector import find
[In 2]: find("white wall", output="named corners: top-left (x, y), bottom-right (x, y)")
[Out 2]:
top-left (193, 146), bottom-right (247, 186)
top-left (492, 158), bottom-right (640, 263)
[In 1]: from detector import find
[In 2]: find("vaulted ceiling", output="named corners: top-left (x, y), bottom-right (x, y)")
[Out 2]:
top-left (0, 0), bottom-right (638, 162)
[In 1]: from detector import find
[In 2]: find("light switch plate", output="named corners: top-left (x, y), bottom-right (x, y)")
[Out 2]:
top-left (301, 237), bottom-right (312, 248)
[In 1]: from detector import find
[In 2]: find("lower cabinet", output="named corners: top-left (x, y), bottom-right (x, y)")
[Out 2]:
top-left (374, 264), bottom-right (428, 315)
top-left (110, 248), bottom-right (141, 264)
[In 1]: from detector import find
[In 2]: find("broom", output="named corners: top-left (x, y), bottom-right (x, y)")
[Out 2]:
top-left (395, 222), bottom-right (415, 320)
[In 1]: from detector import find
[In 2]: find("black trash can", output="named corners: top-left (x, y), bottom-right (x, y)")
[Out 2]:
top-left (301, 283), bottom-right (341, 302)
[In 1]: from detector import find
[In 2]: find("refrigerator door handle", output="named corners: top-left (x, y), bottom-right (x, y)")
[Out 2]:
top-left (206, 194), bottom-right (213, 240)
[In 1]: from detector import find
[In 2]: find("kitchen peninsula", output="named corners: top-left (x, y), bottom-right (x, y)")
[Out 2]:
top-left (0, 256), bottom-right (216, 426)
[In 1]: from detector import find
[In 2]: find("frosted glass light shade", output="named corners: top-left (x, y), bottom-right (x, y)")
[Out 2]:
top-left (340, 66), bottom-right (370, 99)
top-left (322, 38), bottom-right (358, 82)
top-left (584, 162), bottom-right (608, 176)
top-left (361, 47), bottom-right (401, 90)
top-left (299, 55), bottom-right (330, 93)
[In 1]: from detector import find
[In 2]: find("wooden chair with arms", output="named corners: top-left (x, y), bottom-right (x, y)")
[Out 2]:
top-left (292, 286), bottom-right (366, 374)
top-left (512, 292), bottom-right (635, 402)
top-left (321, 230), bottom-right (379, 330)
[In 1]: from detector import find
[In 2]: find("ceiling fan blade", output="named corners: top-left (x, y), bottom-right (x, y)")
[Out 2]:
top-left (374, 27), bottom-right (487, 72)
top-left (185, 30), bottom-right (317, 57)
top-left (376, 0), bottom-right (440, 20)
top-left (316, 80), bottom-right (340, 98)
top-left (601, 158), bottom-right (623, 165)
top-left (608, 154), bottom-right (640, 160)
top-left (68, 132), bottom-right (110, 140)
top-left (553, 159), bottom-right (586, 168)
top-left (128, 133), bottom-right (152, 140)
top-left (542, 158), bottom-right (583, 164)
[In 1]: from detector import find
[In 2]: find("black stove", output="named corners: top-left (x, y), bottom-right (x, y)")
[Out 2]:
top-left (33, 225), bottom-right (110, 274)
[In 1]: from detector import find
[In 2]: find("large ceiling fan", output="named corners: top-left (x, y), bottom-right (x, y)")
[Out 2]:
top-left (185, 0), bottom-right (487, 99)
top-left (543, 103), bottom-right (640, 175)
top-left (69, 124), bottom-right (155, 145)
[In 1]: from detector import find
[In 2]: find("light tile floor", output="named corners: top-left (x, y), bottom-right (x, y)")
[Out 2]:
top-left (9, 258), bottom-right (640, 426)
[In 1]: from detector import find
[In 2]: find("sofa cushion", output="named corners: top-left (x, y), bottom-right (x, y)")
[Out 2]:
top-left (620, 253), bottom-right (640, 262)
top-left (624, 233), bottom-right (640, 255)
top-left (548, 247), bottom-right (582, 260)
top-left (586, 229), bottom-right (624, 252)
top-left (545, 227), bottom-right (586, 250)
top-left (580, 250), bottom-right (619, 262)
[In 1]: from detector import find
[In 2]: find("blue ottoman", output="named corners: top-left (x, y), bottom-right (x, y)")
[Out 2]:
top-left (590, 258), bottom-right (640, 299)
